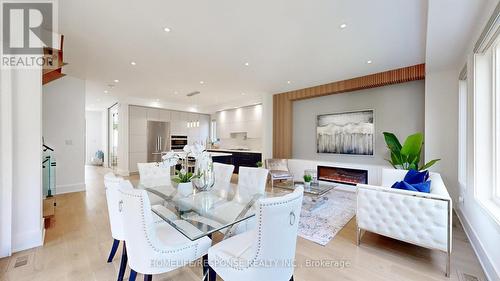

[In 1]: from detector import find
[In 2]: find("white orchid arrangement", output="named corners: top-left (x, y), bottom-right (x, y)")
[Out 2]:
top-left (161, 144), bottom-right (207, 183)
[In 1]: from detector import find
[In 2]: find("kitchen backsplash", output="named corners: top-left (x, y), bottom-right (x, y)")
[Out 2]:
top-left (217, 137), bottom-right (262, 151)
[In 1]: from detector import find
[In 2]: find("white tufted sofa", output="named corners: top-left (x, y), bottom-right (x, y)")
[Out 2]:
top-left (356, 168), bottom-right (452, 277)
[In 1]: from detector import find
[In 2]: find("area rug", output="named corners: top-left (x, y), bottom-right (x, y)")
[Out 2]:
top-left (298, 189), bottom-right (356, 246)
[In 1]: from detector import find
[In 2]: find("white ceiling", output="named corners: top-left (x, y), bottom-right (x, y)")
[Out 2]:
top-left (58, 0), bottom-right (427, 113)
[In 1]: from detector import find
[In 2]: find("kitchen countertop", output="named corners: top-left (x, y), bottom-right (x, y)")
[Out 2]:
top-left (207, 148), bottom-right (262, 154)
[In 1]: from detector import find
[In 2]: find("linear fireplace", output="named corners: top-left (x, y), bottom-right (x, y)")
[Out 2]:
top-left (317, 166), bottom-right (368, 186)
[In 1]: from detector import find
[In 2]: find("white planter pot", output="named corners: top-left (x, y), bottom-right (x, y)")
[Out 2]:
top-left (304, 181), bottom-right (311, 188)
top-left (177, 182), bottom-right (193, 197)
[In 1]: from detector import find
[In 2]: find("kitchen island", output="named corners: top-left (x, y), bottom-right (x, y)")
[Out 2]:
top-left (207, 149), bottom-right (262, 174)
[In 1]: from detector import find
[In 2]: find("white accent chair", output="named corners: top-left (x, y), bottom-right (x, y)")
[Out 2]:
top-left (356, 168), bottom-right (452, 276)
top-left (208, 186), bottom-right (304, 281)
top-left (265, 159), bottom-right (294, 189)
top-left (213, 162), bottom-right (235, 195)
top-left (104, 172), bottom-right (130, 281)
top-left (118, 182), bottom-right (212, 281)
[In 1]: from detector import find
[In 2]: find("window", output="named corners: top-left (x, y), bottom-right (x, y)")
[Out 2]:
top-left (473, 36), bottom-right (500, 224)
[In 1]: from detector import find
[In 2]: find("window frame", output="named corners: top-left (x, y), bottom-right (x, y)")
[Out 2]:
top-left (494, 42), bottom-right (500, 205)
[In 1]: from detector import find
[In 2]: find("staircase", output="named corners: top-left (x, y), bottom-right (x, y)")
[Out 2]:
top-left (42, 35), bottom-right (67, 85)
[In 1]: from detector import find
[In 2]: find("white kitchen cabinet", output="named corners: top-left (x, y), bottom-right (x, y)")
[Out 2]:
top-left (129, 106), bottom-right (147, 136)
top-left (160, 110), bottom-right (171, 122)
top-left (246, 120), bottom-right (262, 139)
top-left (199, 115), bottom-right (210, 144)
top-left (147, 108), bottom-right (161, 121)
top-left (171, 111), bottom-right (188, 135)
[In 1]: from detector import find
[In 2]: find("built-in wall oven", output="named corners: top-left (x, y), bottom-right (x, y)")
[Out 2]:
top-left (171, 135), bottom-right (188, 151)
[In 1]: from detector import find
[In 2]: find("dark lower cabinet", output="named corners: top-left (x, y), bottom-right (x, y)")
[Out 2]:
top-left (210, 150), bottom-right (262, 174)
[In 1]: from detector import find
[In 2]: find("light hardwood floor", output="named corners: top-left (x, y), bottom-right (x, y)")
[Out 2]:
top-left (0, 166), bottom-right (487, 281)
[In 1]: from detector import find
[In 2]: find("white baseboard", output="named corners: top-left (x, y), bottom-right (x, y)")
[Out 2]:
top-left (56, 182), bottom-right (86, 194)
top-left (456, 208), bottom-right (500, 281)
top-left (12, 228), bottom-right (43, 253)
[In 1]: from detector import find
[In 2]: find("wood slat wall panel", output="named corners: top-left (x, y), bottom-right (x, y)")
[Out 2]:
top-left (272, 64), bottom-right (425, 159)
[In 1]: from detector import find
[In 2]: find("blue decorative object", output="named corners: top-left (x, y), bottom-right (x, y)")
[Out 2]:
top-left (392, 169), bottom-right (431, 193)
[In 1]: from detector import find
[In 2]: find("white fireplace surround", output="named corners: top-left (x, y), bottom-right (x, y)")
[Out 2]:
top-left (286, 159), bottom-right (388, 191)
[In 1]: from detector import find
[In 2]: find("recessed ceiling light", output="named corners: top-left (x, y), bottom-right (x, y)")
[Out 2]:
top-left (97, 98), bottom-right (101, 102)
top-left (340, 23), bottom-right (347, 29)
top-left (130, 61), bottom-right (137, 66)
top-left (287, 81), bottom-right (291, 84)
top-left (174, 91), bottom-right (178, 95)
top-left (366, 60), bottom-right (373, 64)
top-left (155, 98), bottom-right (160, 102)
top-left (244, 62), bottom-right (250, 66)
top-left (114, 79), bottom-right (119, 83)
top-left (163, 27), bottom-right (171, 32)
top-left (104, 90), bottom-right (109, 94)
top-left (241, 92), bottom-right (246, 95)
top-left (200, 81), bottom-right (204, 84)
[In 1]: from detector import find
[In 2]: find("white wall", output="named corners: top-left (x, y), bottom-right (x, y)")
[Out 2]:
top-left (85, 111), bottom-right (104, 164)
top-left (0, 65), bottom-right (13, 257)
top-left (43, 76), bottom-right (86, 194)
top-left (292, 81), bottom-right (425, 166)
top-left (0, 67), bottom-right (44, 256)
top-left (261, 93), bottom-right (273, 160)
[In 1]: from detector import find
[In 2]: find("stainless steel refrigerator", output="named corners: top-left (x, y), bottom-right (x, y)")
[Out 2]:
top-left (147, 121), bottom-right (171, 162)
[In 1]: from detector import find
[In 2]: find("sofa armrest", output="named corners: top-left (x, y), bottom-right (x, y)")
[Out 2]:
top-left (357, 184), bottom-right (451, 202)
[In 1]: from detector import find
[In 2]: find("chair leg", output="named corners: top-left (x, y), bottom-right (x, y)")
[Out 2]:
top-left (107, 239), bottom-right (120, 262)
top-left (356, 227), bottom-right (361, 246)
top-left (143, 275), bottom-right (152, 281)
top-left (202, 254), bottom-right (216, 281)
top-left (129, 270), bottom-right (137, 281)
top-left (289, 275), bottom-right (294, 281)
top-left (117, 242), bottom-right (128, 281)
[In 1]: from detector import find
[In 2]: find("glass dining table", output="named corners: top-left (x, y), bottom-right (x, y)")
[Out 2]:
top-left (138, 182), bottom-right (285, 241)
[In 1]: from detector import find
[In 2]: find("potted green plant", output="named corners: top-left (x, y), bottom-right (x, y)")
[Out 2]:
top-left (383, 132), bottom-right (440, 170)
top-left (303, 174), bottom-right (313, 188)
top-left (172, 170), bottom-right (199, 196)
top-left (256, 161), bottom-right (263, 168)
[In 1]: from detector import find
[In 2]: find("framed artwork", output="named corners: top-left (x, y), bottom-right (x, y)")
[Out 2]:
top-left (317, 110), bottom-right (374, 155)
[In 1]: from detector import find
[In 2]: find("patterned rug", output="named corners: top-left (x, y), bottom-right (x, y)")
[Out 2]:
top-left (298, 189), bottom-right (356, 246)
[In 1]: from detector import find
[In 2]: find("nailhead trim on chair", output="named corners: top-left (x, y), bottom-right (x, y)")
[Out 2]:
top-left (119, 190), bottom-right (199, 256)
top-left (213, 194), bottom-right (302, 271)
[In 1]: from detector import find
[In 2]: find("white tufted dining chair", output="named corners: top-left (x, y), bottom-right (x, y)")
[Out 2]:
top-left (213, 162), bottom-right (235, 195)
top-left (235, 167), bottom-right (269, 202)
top-left (208, 186), bottom-right (304, 281)
top-left (137, 162), bottom-right (172, 187)
top-left (104, 172), bottom-right (131, 281)
top-left (118, 181), bottom-right (212, 281)
top-left (208, 167), bottom-right (269, 235)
